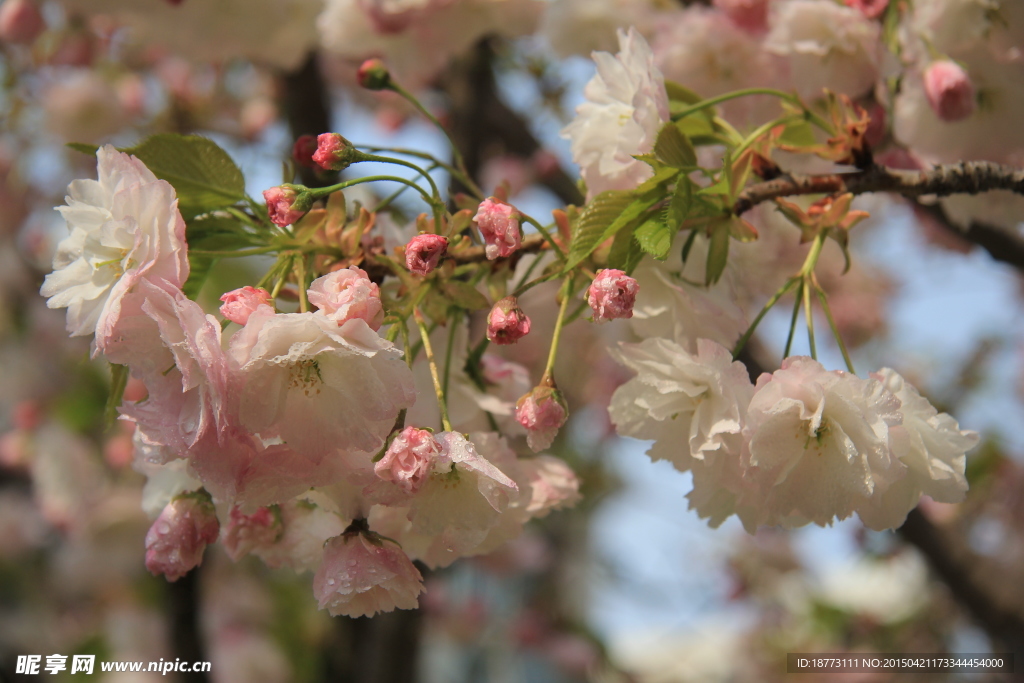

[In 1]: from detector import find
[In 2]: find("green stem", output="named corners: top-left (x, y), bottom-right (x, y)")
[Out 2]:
top-left (357, 152), bottom-right (442, 203)
top-left (732, 113), bottom-right (804, 159)
top-left (784, 279), bottom-right (804, 359)
top-left (388, 81), bottom-right (476, 195)
top-left (443, 310), bottom-right (459, 399)
top-left (414, 309), bottom-right (452, 432)
top-left (813, 277), bottom-right (856, 374)
top-left (296, 257), bottom-right (309, 313)
top-left (671, 88), bottom-right (834, 135)
top-left (400, 319), bottom-right (413, 369)
top-left (521, 215), bottom-right (567, 263)
top-left (270, 256), bottom-right (293, 299)
top-left (543, 277), bottom-right (574, 380)
top-left (732, 276), bottom-right (799, 357)
top-left (359, 145), bottom-right (483, 199)
top-left (309, 175), bottom-right (437, 211)
top-left (803, 275), bottom-right (816, 360)
top-left (190, 245), bottom-right (278, 258)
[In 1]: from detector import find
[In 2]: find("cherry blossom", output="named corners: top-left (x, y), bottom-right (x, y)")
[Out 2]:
top-left (313, 530), bottom-right (424, 617)
top-left (307, 267), bottom-right (385, 330)
top-left (144, 493), bottom-right (219, 582)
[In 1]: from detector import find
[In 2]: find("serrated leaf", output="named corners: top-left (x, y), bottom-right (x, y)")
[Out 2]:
top-left (121, 134), bottom-right (246, 218)
top-left (66, 142), bottom-right (99, 156)
top-left (565, 190), bottom-right (635, 270)
top-left (635, 217), bottom-right (673, 260)
top-left (680, 229), bottom-right (699, 264)
top-left (654, 123), bottom-right (697, 168)
top-left (697, 175), bottom-right (731, 197)
top-left (666, 178), bottom-right (692, 229)
top-left (441, 281), bottom-right (489, 311)
top-left (607, 225), bottom-right (644, 273)
top-left (633, 165), bottom-right (680, 194)
top-left (706, 221), bottom-right (730, 286)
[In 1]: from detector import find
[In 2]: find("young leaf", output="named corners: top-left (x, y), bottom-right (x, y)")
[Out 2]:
top-left (66, 142), bottom-right (99, 156)
top-left (706, 220), bottom-right (731, 285)
top-left (607, 225), bottom-right (645, 274)
top-left (635, 217), bottom-right (673, 260)
top-left (121, 134), bottom-right (246, 218)
top-left (664, 81), bottom-right (703, 105)
top-left (565, 190), bottom-right (636, 270)
top-left (654, 123), bottom-right (697, 168)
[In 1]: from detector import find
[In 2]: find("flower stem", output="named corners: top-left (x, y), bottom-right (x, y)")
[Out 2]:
top-left (813, 275), bottom-right (856, 374)
top-left (443, 310), bottom-right (459, 399)
top-left (414, 309), bottom-right (452, 432)
top-left (803, 275), bottom-right (816, 360)
top-left (732, 276), bottom-right (799, 358)
top-left (521, 214), bottom-right (567, 263)
top-left (670, 88), bottom-right (834, 135)
top-left (784, 278), bottom-right (804, 358)
top-left (543, 276), bottom-right (575, 381)
top-left (296, 257), bottom-right (309, 313)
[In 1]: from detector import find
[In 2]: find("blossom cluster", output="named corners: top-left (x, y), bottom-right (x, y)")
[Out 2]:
top-left (609, 339), bottom-right (976, 531)
top-left (40, 146), bottom-right (580, 618)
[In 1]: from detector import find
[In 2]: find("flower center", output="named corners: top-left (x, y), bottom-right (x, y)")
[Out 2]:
top-left (289, 359), bottom-right (323, 396)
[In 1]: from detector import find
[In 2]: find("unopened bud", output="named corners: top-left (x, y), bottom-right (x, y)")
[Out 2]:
top-left (219, 286), bottom-right (273, 325)
top-left (924, 60), bottom-right (975, 122)
top-left (263, 185), bottom-right (313, 227)
top-left (516, 384), bottom-right (568, 452)
top-left (357, 58), bottom-right (392, 91)
top-left (487, 296), bottom-right (531, 345)
top-left (405, 234), bottom-right (448, 276)
top-left (844, 0), bottom-right (888, 19)
top-left (587, 269), bottom-right (639, 322)
top-left (374, 426), bottom-right (441, 494)
top-left (292, 134), bottom-right (319, 169)
top-left (473, 197), bottom-right (521, 260)
top-left (145, 493), bottom-right (219, 582)
top-left (313, 132), bottom-right (359, 171)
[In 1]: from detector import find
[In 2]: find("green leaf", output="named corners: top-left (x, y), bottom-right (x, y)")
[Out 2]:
top-left (778, 120), bottom-right (817, 148)
top-left (633, 165), bottom-right (680, 194)
top-left (186, 216), bottom-right (262, 251)
top-left (441, 281), bottom-right (489, 311)
top-left (565, 190), bottom-right (635, 270)
top-left (635, 217), bottom-right (673, 260)
top-left (706, 221), bottom-right (731, 286)
top-left (654, 123), bottom-right (697, 169)
top-left (104, 364), bottom-right (129, 429)
top-left (680, 229), bottom-right (699, 264)
top-left (183, 257), bottom-right (216, 300)
top-left (607, 225), bottom-right (645, 274)
top-left (66, 142), bottom-right (99, 156)
top-left (121, 134), bottom-right (246, 218)
top-left (666, 178), bottom-right (693, 229)
top-left (664, 81), bottom-right (703, 105)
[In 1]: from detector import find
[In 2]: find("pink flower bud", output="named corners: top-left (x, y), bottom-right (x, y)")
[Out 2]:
top-left (924, 60), bottom-right (976, 122)
top-left (713, 0), bottom-right (769, 32)
top-left (357, 58), bottom-right (392, 90)
top-left (487, 296), bottom-right (531, 345)
top-left (405, 234), bottom-right (448, 276)
top-left (473, 197), bottom-right (521, 260)
top-left (308, 266), bottom-right (384, 330)
top-left (374, 427), bottom-right (441, 494)
top-left (313, 132), bottom-right (357, 171)
top-left (219, 286), bottom-right (273, 325)
top-left (263, 185), bottom-right (311, 227)
top-left (145, 494), bottom-right (219, 582)
top-left (0, 0), bottom-right (45, 44)
top-left (292, 134), bottom-right (319, 169)
top-left (516, 384), bottom-right (568, 452)
top-left (844, 0), bottom-right (888, 19)
top-left (222, 506), bottom-right (281, 561)
top-left (587, 269), bottom-right (639, 322)
top-left (313, 530), bottom-right (424, 617)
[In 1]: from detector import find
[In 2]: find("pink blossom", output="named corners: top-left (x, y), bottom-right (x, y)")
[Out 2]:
top-left (313, 132), bottom-right (355, 171)
top-left (924, 60), bottom-right (976, 122)
top-left (145, 494), bottom-right (219, 582)
top-left (374, 427), bottom-right (440, 494)
top-left (405, 234), bottom-right (448, 276)
top-left (587, 269), bottom-right (639, 322)
top-left (713, 0), bottom-right (769, 32)
top-left (473, 197), bottom-right (521, 260)
top-left (845, 0), bottom-right (888, 19)
top-left (292, 134), bottom-right (319, 169)
top-left (312, 530), bottom-right (424, 617)
top-left (219, 286), bottom-right (273, 325)
top-left (222, 506), bottom-right (281, 561)
top-left (263, 186), bottom-right (310, 227)
top-left (307, 266), bottom-right (384, 330)
top-left (515, 385), bottom-right (568, 452)
top-left (0, 0), bottom-right (45, 43)
top-left (487, 296), bottom-right (531, 345)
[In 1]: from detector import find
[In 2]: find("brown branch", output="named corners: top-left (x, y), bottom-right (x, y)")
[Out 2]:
top-left (916, 201), bottom-right (1024, 273)
top-left (734, 161), bottom-right (1024, 216)
top-left (449, 232), bottom-right (549, 264)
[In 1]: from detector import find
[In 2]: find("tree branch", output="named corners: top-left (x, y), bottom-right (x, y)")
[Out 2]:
top-left (915, 201), bottom-right (1024, 273)
top-left (734, 161), bottom-right (1024, 216)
